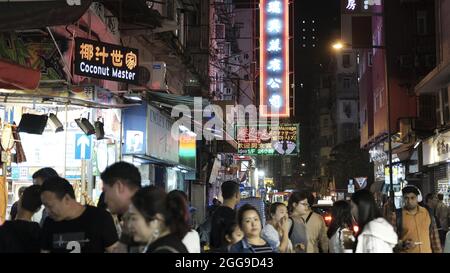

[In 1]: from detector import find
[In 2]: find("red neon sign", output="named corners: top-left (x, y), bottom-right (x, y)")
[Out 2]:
top-left (260, 0), bottom-right (290, 118)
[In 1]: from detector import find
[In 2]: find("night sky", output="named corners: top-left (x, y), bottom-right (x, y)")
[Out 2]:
top-left (294, 0), bottom-right (341, 172)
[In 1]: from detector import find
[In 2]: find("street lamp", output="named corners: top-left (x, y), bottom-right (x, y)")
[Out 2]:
top-left (332, 41), bottom-right (344, 50)
top-left (331, 35), bottom-right (395, 209)
top-left (258, 170), bottom-right (265, 178)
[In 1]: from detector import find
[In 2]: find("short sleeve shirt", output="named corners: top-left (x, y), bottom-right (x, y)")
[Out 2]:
top-left (41, 205), bottom-right (118, 253)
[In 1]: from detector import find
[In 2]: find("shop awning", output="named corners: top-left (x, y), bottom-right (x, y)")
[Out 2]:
top-left (146, 91), bottom-right (209, 109)
top-left (131, 154), bottom-right (195, 171)
top-left (0, 0), bottom-right (93, 31)
top-left (391, 143), bottom-right (415, 162)
top-left (146, 91), bottom-right (238, 152)
top-left (0, 59), bottom-right (41, 90)
top-left (415, 60), bottom-right (450, 94)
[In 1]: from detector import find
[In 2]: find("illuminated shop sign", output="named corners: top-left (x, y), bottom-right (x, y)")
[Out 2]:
top-left (75, 37), bottom-right (139, 84)
top-left (236, 124), bottom-right (299, 155)
top-left (343, 0), bottom-right (381, 12)
top-left (260, 0), bottom-right (290, 117)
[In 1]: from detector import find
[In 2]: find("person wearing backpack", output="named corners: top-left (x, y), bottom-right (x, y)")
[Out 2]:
top-left (390, 185), bottom-right (442, 253)
top-left (288, 191), bottom-right (328, 253)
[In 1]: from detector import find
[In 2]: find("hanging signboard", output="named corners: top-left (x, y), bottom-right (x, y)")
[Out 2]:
top-left (236, 124), bottom-right (299, 155)
top-left (74, 37), bottom-right (139, 84)
top-left (259, 0), bottom-right (290, 117)
top-left (348, 179), bottom-right (355, 194)
top-left (341, 0), bottom-right (382, 13)
top-left (179, 130), bottom-right (196, 169)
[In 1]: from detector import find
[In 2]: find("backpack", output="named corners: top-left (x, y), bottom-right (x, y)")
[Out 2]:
top-left (288, 216), bottom-right (308, 253)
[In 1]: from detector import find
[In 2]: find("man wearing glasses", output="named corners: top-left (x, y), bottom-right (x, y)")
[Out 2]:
top-left (288, 191), bottom-right (329, 253)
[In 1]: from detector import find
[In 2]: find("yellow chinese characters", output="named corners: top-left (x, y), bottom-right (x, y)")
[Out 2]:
top-left (110, 50), bottom-right (123, 67)
top-left (79, 43), bottom-right (94, 61)
top-left (95, 46), bottom-right (109, 64)
top-left (125, 51), bottom-right (137, 70)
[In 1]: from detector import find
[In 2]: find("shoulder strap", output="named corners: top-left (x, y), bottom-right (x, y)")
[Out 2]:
top-left (288, 217), bottom-right (294, 238)
top-left (396, 209), bottom-right (402, 236)
top-left (305, 212), bottom-right (313, 224)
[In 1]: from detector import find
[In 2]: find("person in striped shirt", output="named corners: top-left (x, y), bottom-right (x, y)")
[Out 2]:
top-left (229, 204), bottom-right (278, 253)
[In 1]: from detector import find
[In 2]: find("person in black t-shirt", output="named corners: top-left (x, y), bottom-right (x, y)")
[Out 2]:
top-left (127, 186), bottom-right (189, 253)
top-left (40, 177), bottom-right (118, 253)
top-left (209, 181), bottom-right (241, 249)
top-left (0, 185), bottom-right (42, 252)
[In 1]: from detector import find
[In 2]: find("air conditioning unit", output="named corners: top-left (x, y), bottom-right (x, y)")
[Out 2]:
top-left (150, 62), bottom-right (168, 91)
top-left (129, 62), bottom-right (168, 91)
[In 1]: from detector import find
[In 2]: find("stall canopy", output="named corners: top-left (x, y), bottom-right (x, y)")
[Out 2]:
top-left (146, 91), bottom-right (237, 152)
top-left (0, 59), bottom-right (41, 90)
top-left (0, 0), bottom-right (93, 31)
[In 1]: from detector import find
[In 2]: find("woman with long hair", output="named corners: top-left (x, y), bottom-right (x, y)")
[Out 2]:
top-left (327, 200), bottom-right (354, 253)
top-left (351, 190), bottom-right (398, 253)
top-left (127, 186), bottom-right (190, 253)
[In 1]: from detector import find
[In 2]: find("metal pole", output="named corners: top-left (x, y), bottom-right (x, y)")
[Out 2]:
top-left (63, 104), bottom-right (68, 178)
top-left (382, 0), bottom-right (395, 211)
top-left (81, 159), bottom-right (86, 205)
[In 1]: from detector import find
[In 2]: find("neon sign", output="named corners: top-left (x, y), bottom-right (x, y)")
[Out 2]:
top-left (345, 0), bottom-right (381, 11)
top-left (346, 0), bottom-right (356, 10)
top-left (260, 0), bottom-right (290, 117)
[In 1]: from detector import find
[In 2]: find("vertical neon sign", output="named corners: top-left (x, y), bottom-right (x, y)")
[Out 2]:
top-left (260, 0), bottom-right (290, 118)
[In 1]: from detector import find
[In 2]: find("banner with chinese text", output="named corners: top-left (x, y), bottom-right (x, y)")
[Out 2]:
top-left (74, 37), bottom-right (139, 84)
top-left (236, 124), bottom-right (299, 156)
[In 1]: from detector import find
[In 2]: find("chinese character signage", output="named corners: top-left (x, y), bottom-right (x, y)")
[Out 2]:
top-left (341, 0), bottom-right (381, 13)
top-left (236, 124), bottom-right (299, 155)
top-left (260, 0), bottom-right (290, 117)
top-left (74, 38), bottom-right (139, 84)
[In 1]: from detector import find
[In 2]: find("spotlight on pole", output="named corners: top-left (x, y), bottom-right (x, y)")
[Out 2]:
top-left (48, 113), bottom-right (64, 133)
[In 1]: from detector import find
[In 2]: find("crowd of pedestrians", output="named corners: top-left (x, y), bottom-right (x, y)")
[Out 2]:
top-left (1, 161), bottom-right (450, 253)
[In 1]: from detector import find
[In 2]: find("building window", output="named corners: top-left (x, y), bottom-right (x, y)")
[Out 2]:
top-left (343, 78), bottom-right (351, 89)
top-left (417, 11), bottom-right (427, 36)
top-left (442, 87), bottom-right (450, 124)
top-left (380, 90), bottom-right (384, 108)
top-left (323, 117), bottom-right (329, 128)
top-left (343, 54), bottom-right (351, 68)
top-left (368, 52), bottom-right (373, 67)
